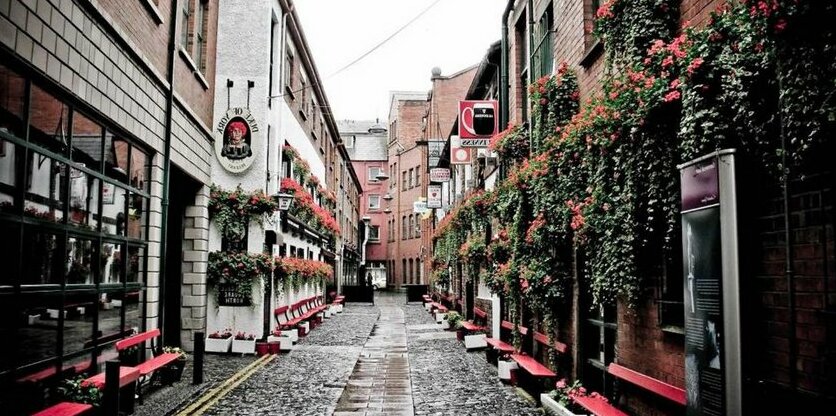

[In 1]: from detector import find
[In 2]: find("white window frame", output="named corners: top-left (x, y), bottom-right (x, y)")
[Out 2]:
top-left (368, 194), bottom-right (381, 210)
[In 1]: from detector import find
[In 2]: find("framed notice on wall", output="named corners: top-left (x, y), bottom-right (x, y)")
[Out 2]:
top-left (679, 150), bottom-right (741, 416)
top-left (103, 182), bottom-right (115, 204)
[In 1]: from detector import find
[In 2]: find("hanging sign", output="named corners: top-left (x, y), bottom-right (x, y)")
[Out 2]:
top-left (429, 168), bottom-right (450, 183)
top-left (450, 136), bottom-right (471, 165)
top-left (458, 100), bottom-right (498, 139)
top-left (428, 138), bottom-right (444, 168)
top-left (679, 150), bottom-right (741, 416)
top-left (413, 200), bottom-right (428, 214)
top-left (427, 184), bottom-right (442, 209)
top-left (215, 107), bottom-right (260, 173)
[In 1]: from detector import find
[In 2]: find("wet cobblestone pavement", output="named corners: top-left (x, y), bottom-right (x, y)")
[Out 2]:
top-left (141, 293), bottom-right (540, 415)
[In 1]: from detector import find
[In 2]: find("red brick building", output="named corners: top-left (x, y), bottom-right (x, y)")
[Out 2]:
top-left (494, 0), bottom-right (836, 414)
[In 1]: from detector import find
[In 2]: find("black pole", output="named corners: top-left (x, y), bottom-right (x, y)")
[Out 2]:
top-left (193, 331), bottom-right (205, 385)
top-left (103, 360), bottom-right (120, 416)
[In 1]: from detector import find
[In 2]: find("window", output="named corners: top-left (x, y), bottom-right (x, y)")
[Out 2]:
top-left (269, 19), bottom-right (277, 104)
top-left (409, 215), bottom-right (415, 239)
top-left (584, 0), bottom-right (602, 50)
top-left (402, 171), bottom-right (407, 191)
top-left (408, 259), bottom-right (414, 284)
top-left (368, 166), bottom-right (383, 182)
top-left (193, 0), bottom-right (208, 72)
top-left (180, 0), bottom-right (191, 50)
top-left (417, 166), bottom-right (422, 187)
top-left (408, 168), bottom-right (414, 188)
top-left (581, 297), bottom-right (617, 396)
top-left (416, 258), bottom-right (422, 284)
top-left (402, 259), bottom-right (407, 284)
top-left (368, 225), bottom-right (380, 241)
top-left (401, 215), bottom-right (407, 240)
top-left (0, 63), bottom-right (149, 378)
top-left (284, 47), bottom-right (295, 93)
top-left (368, 194), bottom-right (381, 209)
top-left (532, 5), bottom-right (554, 78)
top-left (299, 74), bottom-right (308, 118)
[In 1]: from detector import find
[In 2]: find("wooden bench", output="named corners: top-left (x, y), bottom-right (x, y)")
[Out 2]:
top-left (533, 330), bottom-right (568, 354)
top-left (112, 328), bottom-right (184, 400)
top-left (510, 353), bottom-right (556, 400)
top-left (608, 362), bottom-right (686, 406)
top-left (573, 394), bottom-right (628, 416)
top-left (484, 320), bottom-right (528, 364)
top-left (459, 307), bottom-right (488, 332)
top-left (32, 401), bottom-right (93, 416)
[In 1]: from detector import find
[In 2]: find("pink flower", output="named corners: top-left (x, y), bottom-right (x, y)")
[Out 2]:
top-left (774, 19), bottom-right (787, 33)
top-left (670, 79), bottom-right (680, 89)
top-left (556, 379), bottom-right (567, 389)
top-left (662, 55), bottom-right (674, 68)
top-left (664, 90), bottom-right (681, 102)
top-left (687, 57), bottom-right (704, 76)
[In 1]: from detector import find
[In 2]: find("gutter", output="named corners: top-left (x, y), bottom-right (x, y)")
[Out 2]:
top-left (158, 0), bottom-right (179, 341)
top-left (500, 0), bottom-right (513, 128)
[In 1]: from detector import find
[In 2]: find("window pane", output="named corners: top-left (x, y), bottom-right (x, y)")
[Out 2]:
top-left (106, 135), bottom-right (130, 184)
top-left (127, 245), bottom-right (145, 284)
top-left (101, 242), bottom-right (123, 284)
top-left (102, 186), bottom-right (126, 236)
top-left (98, 291), bottom-right (123, 346)
top-left (128, 194), bottom-right (147, 239)
top-left (21, 227), bottom-right (63, 285)
top-left (130, 145), bottom-right (149, 192)
top-left (29, 85), bottom-right (69, 154)
top-left (123, 290), bottom-right (142, 334)
top-left (0, 63), bottom-right (27, 138)
top-left (66, 235), bottom-right (96, 285)
top-left (0, 221), bottom-right (19, 287)
top-left (15, 293), bottom-right (60, 366)
top-left (62, 292), bottom-right (96, 356)
top-left (0, 141), bottom-right (18, 210)
top-left (24, 154), bottom-right (66, 224)
top-left (71, 111), bottom-right (103, 172)
top-left (69, 169), bottom-right (99, 231)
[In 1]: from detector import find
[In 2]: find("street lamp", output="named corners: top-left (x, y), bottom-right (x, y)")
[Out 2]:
top-left (376, 171), bottom-right (390, 181)
top-left (382, 193), bottom-right (393, 201)
top-left (383, 207), bottom-right (392, 214)
top-left (273, 192), bottom-right (295, 211)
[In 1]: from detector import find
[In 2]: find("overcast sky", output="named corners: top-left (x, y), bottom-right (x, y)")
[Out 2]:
top-left (295, 0), bottom-right (505, 123)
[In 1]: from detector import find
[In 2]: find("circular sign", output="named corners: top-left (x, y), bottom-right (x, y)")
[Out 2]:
top-left (453, 148), bottom-right (470, 163)
top-left (215, 108), bottom-right (260, 173)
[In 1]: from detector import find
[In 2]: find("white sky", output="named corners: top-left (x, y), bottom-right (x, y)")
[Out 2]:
top-left (295, 0), bottom-right (505, 123)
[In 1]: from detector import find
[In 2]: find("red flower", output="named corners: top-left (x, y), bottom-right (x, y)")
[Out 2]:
top-left (664, 90), bottom-right (681, 102)
top-left (686, 57), bottom-right (704, 76)
top-left (774, 19), bottom-right (787, 33)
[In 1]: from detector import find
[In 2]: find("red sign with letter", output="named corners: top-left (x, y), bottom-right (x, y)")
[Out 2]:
top-left (458, 100), bottom-right (498, 139)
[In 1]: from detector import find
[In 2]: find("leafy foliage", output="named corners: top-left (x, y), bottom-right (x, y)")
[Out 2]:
top-left (207, 251), bottom-right (271, 305)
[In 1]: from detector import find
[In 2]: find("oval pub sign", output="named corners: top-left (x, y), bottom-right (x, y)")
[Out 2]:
top-left (215, 108), bottom-right (261, 173)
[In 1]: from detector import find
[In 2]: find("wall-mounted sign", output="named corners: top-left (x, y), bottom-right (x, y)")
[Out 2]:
top-left (429, 168), bottom-right (450, 183)
top-left (413, 200), bottom-right (427, 214)
top-left (461, 138), bottom-right (490, 148)
top-left (428, 138), bottom-right (444, 168)
top-left (215, 107), bottom-right (260, 173)
top-left (450, 136), bottom-right (471, 165)
top-left (679, 150), bottom-right (741, 416)
top-left (458, 100), bottom-right (498, 139)
top-left (102, 182), bottom-right (115, 204)
top-left (427, 184), bottom-right (442, 209)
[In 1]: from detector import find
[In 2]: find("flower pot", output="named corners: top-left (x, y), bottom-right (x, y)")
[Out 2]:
top-left (540, 393), bottom-right (590, 416)
top-left (498, 359), bottom-right (518, 382)
top-left (159, 359), bottom-right (186, 384)
top-left (456, 329), bottom-right (465, 340)
top-left (268, 335), bottom-right (293, 351)
top-left (464, 334), bottom-right (487, 349)
top-left (298, 322), bottom-right (310, 336)
top-left (255, 342), bottom-right (270, 356)
top-left (268, 342), bottom-right (280, 354)
top-left (231, 338), bottom-right (256, 354)
top-left (435, 312), bottom-right (446, 323)
top-left (205, 336), bottom-right (232, 353)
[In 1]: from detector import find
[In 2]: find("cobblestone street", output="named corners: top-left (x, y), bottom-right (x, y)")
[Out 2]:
top-left (144, 292), bottom-right (539, 415)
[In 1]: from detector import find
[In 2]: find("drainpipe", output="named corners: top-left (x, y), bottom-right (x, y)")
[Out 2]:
top-left (777, 60), bottom-right (798, 391)
top-left (500, 0), bottom-right (513, 129)
top-left (158, 0), bottom-right (179, 343)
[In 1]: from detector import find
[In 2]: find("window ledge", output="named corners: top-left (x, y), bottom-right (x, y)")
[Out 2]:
top-left (142, 0), bottom-right (164, 25)
top-left (178, 47), bottom-right (209, 90)
top-left (284, 84), bottom-right (296, 100)
top-left (580, 40), bottom-right (603, 68)
top-left (660, 325), bottom-right (685, 335)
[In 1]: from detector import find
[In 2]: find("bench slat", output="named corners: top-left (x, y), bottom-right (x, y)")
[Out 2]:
top-left (460, 321), bottom-right (485, 331)
top-left (500, 320), bottom-right (529, 335)
top-left (81, 366), bottom-right (140, 389)
top-left (484, 338), bottom-right (515, 353)
top-left (474, 308), bottom-right (487, 319)
top-left (136, 353), bottom-right (181, 376)
top-left (115, 328), bottom-right (161, 351)
top-left (573, 395), bottom-right (628, 416)
top-left (608, 363), bottom-right (686, 406)
top-left (33, 401), bottom-right (93, 416)
top-left (533, 331), bottom-right (568, 354)
top-left (510, 354), bottom-right (555, 377)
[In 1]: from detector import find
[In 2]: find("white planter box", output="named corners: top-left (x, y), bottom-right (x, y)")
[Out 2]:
top-left (439, 319), bottom-right (450, 329)
top-left (435, 312), bottom-right (447, 323)
top-left (27, 314), bottom-right (40, 325)
top-left (268, 335), bottom-right (294, 351)
top-left (299, 322), bottom-right (310, 335)
top-left (205, 337), bottom-right (232, 353)
top-left (46, 309), bottom-right (67, 319)
top-left (540, 393), bottom-right (590, 416)
top-left (324, 308), bottom-right (332, 318)
top-left (464, 334), bottom-right (487, 349)
top-left (231, 339), bottom-right (256, 354)
top-left (498, 360), bottom-right (518, 381)
top-left (334, 304), bottom-right (343, 313)
top-left (111, 299), bottom-right (122, 308)
top-left (424, 302), bottom-right (432, 311)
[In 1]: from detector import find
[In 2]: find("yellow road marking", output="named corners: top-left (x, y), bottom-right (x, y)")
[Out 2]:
top-left (175, 354), bottom-right (276, 416)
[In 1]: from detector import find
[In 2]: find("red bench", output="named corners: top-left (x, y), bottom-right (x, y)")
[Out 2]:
top-left (573, 394), bottom-right (628, 416)
top-left (533, 330), bottom-right (568, 354)
top-left (32, 401), bottom-right (93, 416)
top-left (608, 363), bottom-right (686, 406)
top-left (109, 328), bottom-right (182, 400)
top-left (484, 320), bottom-right (528, 364)
top-left (460, 307), bottom-right (488, 332)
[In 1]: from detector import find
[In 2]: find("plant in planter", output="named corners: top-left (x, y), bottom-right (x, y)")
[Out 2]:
top-left (445, 311), bottom-right (463, 335)
top-left (231, 332), bottom-right (256, 354)
top-left (158, 346), bottom-right (187, 384)
top-left (57, 375), bottom-right (102, 407)
top-left (540, 378), bottom-right (595, 416)
top-left (205, 328), bottom-right (233, 353)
